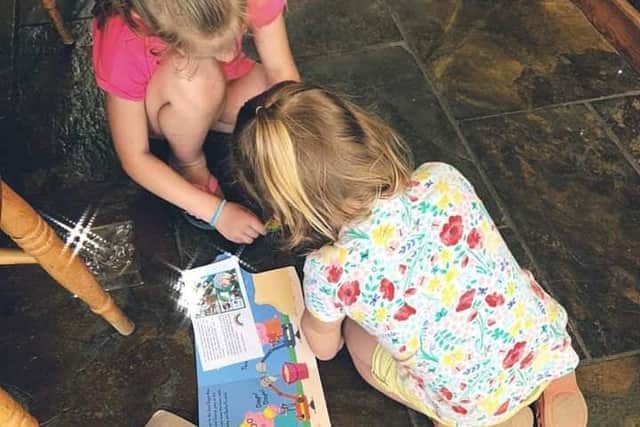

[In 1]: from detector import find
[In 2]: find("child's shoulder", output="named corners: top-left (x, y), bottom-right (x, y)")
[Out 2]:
top-left (411, 162), bottom-right (475, 192)
top-left (92, 15), bottom-right (159, 101)
top-left (92, 15), bottom-right (147, 59)
top-left (247, 0), bottom-right (287, 28)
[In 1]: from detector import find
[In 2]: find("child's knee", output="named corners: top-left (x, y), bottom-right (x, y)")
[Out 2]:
top-left (172, 60), bottom-right (227, 116)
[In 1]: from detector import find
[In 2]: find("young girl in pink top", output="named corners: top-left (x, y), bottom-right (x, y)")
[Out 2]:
top-left (92, 0), bottom-right (300, 242)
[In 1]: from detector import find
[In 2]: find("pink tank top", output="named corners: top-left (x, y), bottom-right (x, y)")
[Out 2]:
top-left (92, 0), bottom-right (286, 101)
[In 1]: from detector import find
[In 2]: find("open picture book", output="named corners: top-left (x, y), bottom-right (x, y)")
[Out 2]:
top-left (180, 257), bottom-right (331, 427)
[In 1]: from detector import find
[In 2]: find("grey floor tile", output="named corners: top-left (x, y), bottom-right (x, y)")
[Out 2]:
top-left (0, 0), bottom-right (16, 113)
top-left (577, 354), bottom-right (640, 427)
top-left (15, 21), bottom-right (118, 192)
top-left (19, 0), bottom-right (95, 26)
top-left (592, 96), bottom-right (640, 170)
top-left (300, 45), bottom-right (505, 220)
top-left (286, 0), bottom-right (401, 58)
top-left (388, 0), bottom-right (640, 119)
top-left (461, 104), bottom-right (640, 358)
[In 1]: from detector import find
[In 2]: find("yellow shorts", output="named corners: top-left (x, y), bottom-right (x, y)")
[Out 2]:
top-left (370, 344), bottom-right (448, 424)
top-left (370, 345), bottom-right (548, 427)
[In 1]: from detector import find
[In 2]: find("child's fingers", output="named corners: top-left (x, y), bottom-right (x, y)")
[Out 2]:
top-left (238, 235), bottom-right (254, 244)
top-left (244, 227), bottom-right (260, 240)
top-left (250, 218), bottom-right (267, 236)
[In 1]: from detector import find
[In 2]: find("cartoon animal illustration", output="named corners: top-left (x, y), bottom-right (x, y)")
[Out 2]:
top-left (238, 405), bottom-right (298, 427)
top-left (260, 317), bottom-right (297, 364)
top-left (256, 317), bottom-right (283, 345)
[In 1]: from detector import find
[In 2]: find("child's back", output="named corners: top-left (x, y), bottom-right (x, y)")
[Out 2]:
top-left (304, 162), bottom-right (578, 425)
top-left (232, 81), bottom-right (587, 427)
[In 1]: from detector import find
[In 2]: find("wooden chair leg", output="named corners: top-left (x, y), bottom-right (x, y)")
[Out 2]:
top-left (40, 0), bottom-right (74, 45)
top-left (0, 387), bottom-right (38, 427)
top-left (0, 249), bottom-right (37, 265)
top-left (0, 181), bottom-right (135, 335)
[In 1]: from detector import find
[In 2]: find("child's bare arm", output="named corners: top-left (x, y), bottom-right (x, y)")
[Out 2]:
top-left (105, 94), bottom-right (265, 243)
top-left (301, 309), bottom-right (344, 361)
top-left (253, 14), bottom-right (300, 83)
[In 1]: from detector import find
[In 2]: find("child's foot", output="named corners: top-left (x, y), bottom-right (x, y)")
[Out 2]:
top-left (537, 372), bottom-right (587, 427)
top-left (494, 406), bottom-right (533, 427)
top-left (192, 175), bottom-right (221, 197)
top-left (432, 406), bottom-right (533, 427)
top-left (433, 406), bottom-right (533, 427)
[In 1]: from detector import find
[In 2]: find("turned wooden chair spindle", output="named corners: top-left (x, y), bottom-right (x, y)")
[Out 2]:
top-left (40, 0), bottom-right (74, 45)
top-left (0, 388), bottom-right (38, 427)
top-left (0, 180), bottom-right (135, 335)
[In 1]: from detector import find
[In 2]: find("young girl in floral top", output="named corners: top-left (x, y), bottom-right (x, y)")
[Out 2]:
top-left (232, 81), bottom-right (588, 427)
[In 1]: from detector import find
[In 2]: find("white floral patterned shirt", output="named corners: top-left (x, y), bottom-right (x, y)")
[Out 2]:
top-left (303, 163), bottom-right (579, 426)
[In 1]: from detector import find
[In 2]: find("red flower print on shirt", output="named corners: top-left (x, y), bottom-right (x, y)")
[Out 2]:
top-left (467, 228), bottom-right (482, 249)
top-left (326, 265), bottom-right (343, 283)
top-left (404, 288), bottom-right (418, 297)
top-left (530, 279), bottom-right (546, 300)
top-left (440, 387), bottom-right (453, 401)
top-left (380, 278), bottom-right (395, 301)
top-left (440, 215), bottom-right (464, 246)
top-left (337, 281), bottom-right (361, 306)
top-left (494, 400), bottom-right (510, 416)
top-left (503, 341), bottom-right (527, 369)
top-left (393, 303), bottom-right (416, 321)
top-left (485, 292), bottom-right (505, 307)
top-left (399, 264), bottom-right (407, 274)
top-left (456, 289), bottom-right (476, 312)
top-left (461, 255), bottom-right (469, 268)
top-left (452, 405), bottom-right (468, 415)
top-left (467, 309), bottom-right (478, 322)
top-left (519, 351), bottom-right (535, 369)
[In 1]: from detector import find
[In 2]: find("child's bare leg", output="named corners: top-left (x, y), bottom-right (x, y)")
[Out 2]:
top-left (145, 55), bottom-right (227, 188)
top-left (217, 64), bottom-right (269, 133)
top-left (342, 319), bottom-right (429, 414)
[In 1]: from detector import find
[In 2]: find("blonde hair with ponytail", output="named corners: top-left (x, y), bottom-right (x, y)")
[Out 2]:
top-left (234, 82), bottom-right (414, 250)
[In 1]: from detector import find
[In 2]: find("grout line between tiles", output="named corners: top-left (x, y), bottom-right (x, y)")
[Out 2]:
top-left (459, 90), bottom-right (640, 123)
top-left (384, 1), bottom-right (593, 360)
top-left (585, 102), bottom-right (640, 176)
top-left (296, 40), bottom-right (407, 61)
top-left (8, 0), bottom-right (18, 110)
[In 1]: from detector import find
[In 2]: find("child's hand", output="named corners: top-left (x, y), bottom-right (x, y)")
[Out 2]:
top-left (216, 201), bottom-right (266, 244)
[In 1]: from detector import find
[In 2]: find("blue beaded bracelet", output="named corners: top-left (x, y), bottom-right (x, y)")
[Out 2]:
top-left (209, 199), bottom-right (227, 229)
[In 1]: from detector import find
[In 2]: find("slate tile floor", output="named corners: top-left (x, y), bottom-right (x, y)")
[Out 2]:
top-left (1, 0), bottom-right (640, 426)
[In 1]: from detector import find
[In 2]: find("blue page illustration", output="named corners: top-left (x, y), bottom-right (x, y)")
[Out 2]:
top-left (183, 258), bottom-right (331, 427)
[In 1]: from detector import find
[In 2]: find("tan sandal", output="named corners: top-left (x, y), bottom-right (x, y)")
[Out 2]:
top-left (492, 406), bottom-right (534, 427)
top-left (537, 373), bottom-right (588, 427)
top-left (433, 406), bottom-right (533, 427)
